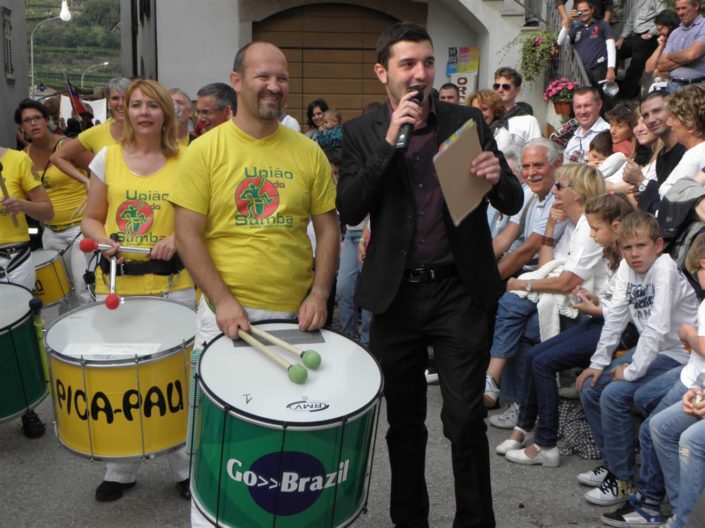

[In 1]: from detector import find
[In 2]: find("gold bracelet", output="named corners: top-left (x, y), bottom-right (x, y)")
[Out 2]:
top-left (542, 236), bottom-right (555, 247)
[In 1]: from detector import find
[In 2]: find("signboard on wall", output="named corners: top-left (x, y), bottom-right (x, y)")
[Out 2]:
top-left (446, 47), bottom-right (480, 104)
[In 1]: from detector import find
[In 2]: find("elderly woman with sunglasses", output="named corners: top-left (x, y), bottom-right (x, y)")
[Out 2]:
top-left (484, 165), bottom-right (609, 420)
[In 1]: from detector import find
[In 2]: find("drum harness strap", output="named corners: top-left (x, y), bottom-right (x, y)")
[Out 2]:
top-left (0, 243), bottom-right (31, 278)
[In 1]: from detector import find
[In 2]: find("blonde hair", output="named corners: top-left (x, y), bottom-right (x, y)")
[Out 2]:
top-left (555, 163), bottom-right (606, 204)
top-left (617, 211), bottom-right (660, 243)
top-left (666, 85), bottom-right (705, 139)
top-left (121, 79), bottom-right (179, 157)
top-left (467, 89), bottom-right (505, 119)
top-left (685, 233), bottom-right (705, 274)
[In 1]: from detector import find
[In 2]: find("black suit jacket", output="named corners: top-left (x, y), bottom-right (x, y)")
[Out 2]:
top-left (337, 100), bottom-right (523, 314)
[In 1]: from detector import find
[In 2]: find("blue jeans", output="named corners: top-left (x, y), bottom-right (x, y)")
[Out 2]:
top-left (579, 351), bottom-right (682, 481)
top-left (634, 367), bottom-right (683, 418)
top-left (651, 398), bottom-right (705, 528)
top-left (516, 316), bottom-right (603, 446)
top-left (336, 229), bottom-right (371, 347)
top-left (636, 378), bottom-right (687, 502)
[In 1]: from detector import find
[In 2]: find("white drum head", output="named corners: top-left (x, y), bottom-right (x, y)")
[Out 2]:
top-left (199, 322), bottom-right (382, 425)
top-left (0, 283), bottom-right (33, 328)
top-left (46, 297), bottom-right (196, 360)
top-left (31, 249), bottom-right (58, 267)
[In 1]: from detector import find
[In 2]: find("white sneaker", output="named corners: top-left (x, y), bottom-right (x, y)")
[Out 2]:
top-left (584, 473), bottom-right (635, 506)
top-left (577, 464), bottom-right (609, 487)
top-left (506, 444), bottom-right (560, 467)
top-left (661, 515), bottom-right (676, 528)
top-left (484, 375), bottom-right (500, 407)
top-left (488, 402), bottom-right (519, 429)
top-left (495, 426), bottom-right (533, 455)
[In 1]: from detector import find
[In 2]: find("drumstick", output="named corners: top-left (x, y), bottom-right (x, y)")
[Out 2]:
top-left (249, 326), bottom-right (322, 369)
top-left (0, 162), bottom-right (20, 227)
top-left (237, 330), bottom-right (308, 384)
top-left (105, 256), bottom-right (120, 310)
top-left (79, 238), bottom-right (151, 255)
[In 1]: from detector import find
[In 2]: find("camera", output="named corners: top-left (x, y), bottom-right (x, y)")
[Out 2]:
top-left (693, 393), bottom-right (704, 409)
top-left (576, 10), bottom-right (584, 15)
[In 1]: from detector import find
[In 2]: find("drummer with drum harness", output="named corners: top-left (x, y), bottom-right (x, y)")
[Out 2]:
top-left (15, 99), bottom-right (90, 304)
top-left (170, 41), bottom-right (339, 527)
top-left (81, 79), bottom-right (195, 503)
top-left (0, 145), bottom-right (54, 438)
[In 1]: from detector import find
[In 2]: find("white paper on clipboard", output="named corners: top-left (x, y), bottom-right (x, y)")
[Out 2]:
top-left (433, 119), bottom-right (491, 226)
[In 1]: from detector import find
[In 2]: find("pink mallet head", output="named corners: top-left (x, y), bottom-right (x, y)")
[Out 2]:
top-left (105, 293), bottom-right (120, 310)
top-left (79, 238), bottom-right (99, 253)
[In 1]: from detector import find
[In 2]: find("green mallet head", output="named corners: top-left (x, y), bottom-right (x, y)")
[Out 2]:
top-left (288, 364), bottom-right (308, 384)
top-left (301, 349), bottom-right (321, 369)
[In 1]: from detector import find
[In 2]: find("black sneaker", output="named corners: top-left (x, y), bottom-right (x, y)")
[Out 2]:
top-left (176, 479), bottom-right (191, 500)
top-left (21, 410), bottom-right (45, 439)
top-left (95, 481), bottom-right (136, 502)
top-left (600, 495), bottom-right (663, 526)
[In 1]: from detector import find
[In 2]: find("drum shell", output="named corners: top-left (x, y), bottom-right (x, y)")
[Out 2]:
top-left (49, 347), bottom-right (191, 459)
top-left (33, 250), bottom-right (71, 307)
top-left (0, 287), bottom-right (47, 422)
top-left (45, 297), bottom-right (196, 460)
top-left (191, 326), bottom-right (382, 528)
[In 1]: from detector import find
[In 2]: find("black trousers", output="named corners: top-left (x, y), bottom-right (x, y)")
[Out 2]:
top-left (618, 33), bottom-right (658, 99)
top-left (370, 276), bottom-right (494, 528)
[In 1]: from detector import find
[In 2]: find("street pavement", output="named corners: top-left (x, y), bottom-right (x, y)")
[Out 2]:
top-left (1, 389), bottom-right (614, 527)
top-left (0, 304), bottom-right (613, 527)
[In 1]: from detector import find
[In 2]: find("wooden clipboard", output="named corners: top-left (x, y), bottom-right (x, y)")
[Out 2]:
top-left (433, 119), bottom-right (490, 226)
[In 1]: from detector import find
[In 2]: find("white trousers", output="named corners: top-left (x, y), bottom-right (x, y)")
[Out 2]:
top-left (0, 250), bottom-right (35, 291)
top-left (42, 225), bottom-right (90, 302)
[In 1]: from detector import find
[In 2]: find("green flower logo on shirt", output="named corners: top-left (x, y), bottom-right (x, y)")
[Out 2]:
top-left (115, 199), bottom-right (154, 235)
top-left (235, 176), bottom-right (279, 219)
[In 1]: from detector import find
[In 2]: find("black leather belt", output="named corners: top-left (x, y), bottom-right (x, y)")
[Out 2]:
top-left (671, 76), bottom-right (705, 85)
top-left (0, 242), bottom-right (30, 259)
top-left (402, 265), bottom-right (458, 283)
top-left (99, 255), bottom-right (184, 277)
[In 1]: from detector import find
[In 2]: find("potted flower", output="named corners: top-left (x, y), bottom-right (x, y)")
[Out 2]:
top-left (518, 29), bottom-right (559, 82)
top-left (544, 77), bottom-right (578, 115)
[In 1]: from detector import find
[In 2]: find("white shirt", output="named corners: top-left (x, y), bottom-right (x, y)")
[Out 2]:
top-left (563, 117), bottom-right (610, 164)
top-left (506, 114), bottom-right (542, 149)
top-left (590, 254), bottom-right (698, 380)
top-left (682, 300), bottom-right (705, 387)
top-left (658, 141), bottom-right (705, 198)
top-left (556, 215), bottom-right (609, 295)
top-left (280, 115), bottom-right (301, 132)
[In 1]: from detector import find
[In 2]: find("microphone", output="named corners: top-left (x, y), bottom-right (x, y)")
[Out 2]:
top-left (395, 88), bottom-right (425, 150)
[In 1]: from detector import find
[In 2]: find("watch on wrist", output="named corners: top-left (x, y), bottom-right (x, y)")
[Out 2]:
top-left (638, 180), bottom-right (648, 193)
top-left (526, 279), bottom-right (533, 293)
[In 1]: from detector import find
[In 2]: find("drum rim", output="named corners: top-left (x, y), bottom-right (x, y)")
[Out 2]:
top-left (197, 321), bottom-right (384, 429)
top-left (0, 282), bottom-right (34, 333)
top-left (31, 248), bottom-right (61, 267)
top-left (45, 296), bottom-right (196, 366)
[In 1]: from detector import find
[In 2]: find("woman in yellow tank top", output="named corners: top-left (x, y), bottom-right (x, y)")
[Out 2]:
top-left (50, 77), bottom-right (131, 185)
top-left (15, 99), bottom-right (90, 302)
top-left (80, 78), bottom-right (194, 503)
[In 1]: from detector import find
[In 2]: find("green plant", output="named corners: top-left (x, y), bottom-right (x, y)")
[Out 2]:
top-left (517, 30), bottom-right (559, 82)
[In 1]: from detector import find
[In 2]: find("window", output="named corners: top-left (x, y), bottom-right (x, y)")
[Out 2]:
top-left (2, 8), bottom-right (13, 80)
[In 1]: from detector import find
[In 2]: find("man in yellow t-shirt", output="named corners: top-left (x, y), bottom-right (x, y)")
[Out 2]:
top-left (171, 42), bottom-right (338, 347)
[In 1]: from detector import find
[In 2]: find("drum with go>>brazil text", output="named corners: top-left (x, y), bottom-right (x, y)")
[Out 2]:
top-left (191, 322), bottom-right (383, 528)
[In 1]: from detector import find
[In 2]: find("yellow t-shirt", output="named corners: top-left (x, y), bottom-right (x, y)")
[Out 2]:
top-left (78, 118), bottom-right (118, 154)
top-left (178, 133), bottom-right (191, 148)
top-left (0, 149), bottom-right (39, 245)
top-left (28, 140), bottom-right (87, 227)
top-left (94, 144), bottom-right (193, 296)
top-left (170, 122), bottom-right (336, 312)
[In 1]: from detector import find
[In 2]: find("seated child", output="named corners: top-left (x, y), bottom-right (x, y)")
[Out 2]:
top-left (606, 101), bottom-right (636, 158)
top-left (576, 211), bottom-right (699, 507)
top-left (315, 109), bottom-right (343, 151)
top-left (588, 131), bottom-right (628, 182)
top-left (600, 233), bottom-right (705, 527)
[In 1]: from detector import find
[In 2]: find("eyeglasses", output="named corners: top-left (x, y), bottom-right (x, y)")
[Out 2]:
top-left (197, 108), bottom-right (224, 117)
top-left (554, 181), bottom-right (571, 190)
top-left (493, 83), bottom-right (513, 91)
top-left (21, 115), bottom-right (45, 124)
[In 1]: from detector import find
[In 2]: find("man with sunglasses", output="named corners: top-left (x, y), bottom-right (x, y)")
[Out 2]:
top-left (492, 67), bottom-right (542, 150)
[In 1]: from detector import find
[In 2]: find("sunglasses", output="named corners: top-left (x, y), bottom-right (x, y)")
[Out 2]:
top-left (554, 181), bottom-right (571, 190)
top-left (493, 83), bottom-right (513, 91)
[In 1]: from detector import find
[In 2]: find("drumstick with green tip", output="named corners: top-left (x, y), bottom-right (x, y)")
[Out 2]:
top-left (237, 330), bottom-right (308, 384)
top-left (249, 326), bottom-right (322, 369)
